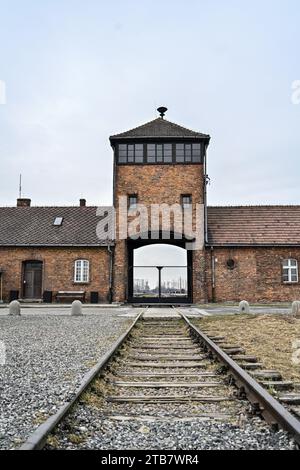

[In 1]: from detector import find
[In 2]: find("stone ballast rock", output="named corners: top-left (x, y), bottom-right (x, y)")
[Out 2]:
top-left (292, 301), bottom-right (300, 318)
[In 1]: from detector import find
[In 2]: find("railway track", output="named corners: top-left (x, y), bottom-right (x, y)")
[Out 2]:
top-left (20, 307), bottom-right (300, 450)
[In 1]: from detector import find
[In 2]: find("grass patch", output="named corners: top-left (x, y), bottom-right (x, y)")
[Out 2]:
top-left (32, 411), bottom-right (50, 425)
top-left (193, 314), bottom-right (300, 382)
top-left (46, 435), bottom-right (60, 449)
top-left (67, 433), bottom-right (86, 445)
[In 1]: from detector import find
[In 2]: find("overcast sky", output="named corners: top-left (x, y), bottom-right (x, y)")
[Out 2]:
top-left (0, 0), bottom-right (299, 207)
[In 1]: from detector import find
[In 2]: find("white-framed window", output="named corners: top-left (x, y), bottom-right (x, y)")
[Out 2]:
top-left (74, 260), bottom-right (90, 283)
top-left (282, 259), bottom-right (298, 283)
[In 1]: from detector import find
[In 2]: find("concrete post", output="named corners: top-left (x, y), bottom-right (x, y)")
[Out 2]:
top-left (9, 300), bottom-right (21, 316)
top-left (239, 300), bottom-right (250, 314)
top-left (71, 300), bottom-right (83, 316)
top-left (292, 301), bottom-right (300, 318)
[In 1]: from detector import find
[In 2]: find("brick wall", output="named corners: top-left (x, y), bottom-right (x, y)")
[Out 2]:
top-left (113, 163), bottom-right (206, 302)
top-left (205, 246), bottom-right (300, 303)
top-left (0, 246), bottom-right (110, 303)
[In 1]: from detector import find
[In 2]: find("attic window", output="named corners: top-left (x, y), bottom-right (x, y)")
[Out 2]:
top-left (53, 217), bottom-right (63, 226)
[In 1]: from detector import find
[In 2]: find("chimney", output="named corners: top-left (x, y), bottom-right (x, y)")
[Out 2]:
top-left (80, 198), bottom-right (86, 207)
top-left (17, 198), bottom-right (31, 207)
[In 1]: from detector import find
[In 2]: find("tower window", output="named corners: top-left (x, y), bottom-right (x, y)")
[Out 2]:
top-left (118, 144), bottom-right (144, 163)
top-left (147, 143), bottom-right (172, 163)
top-left (176, 143), bottom-right (201, 163)
top-left (128, 195), bottom-right (138, 209)
top-left (181, 195), bottom-right (192, 209)
top-left (117, 142), bottom-right (203, 164)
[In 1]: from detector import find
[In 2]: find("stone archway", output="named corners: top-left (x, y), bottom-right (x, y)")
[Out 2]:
top-left (127, 237), bottom-right (192, 304)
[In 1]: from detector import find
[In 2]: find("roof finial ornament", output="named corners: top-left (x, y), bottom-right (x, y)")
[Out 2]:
top-left (157, 106), bottom-right (168, 119)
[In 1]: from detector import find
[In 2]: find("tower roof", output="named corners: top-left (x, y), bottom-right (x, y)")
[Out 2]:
top-left (110, 117), bottom-right (210, 141)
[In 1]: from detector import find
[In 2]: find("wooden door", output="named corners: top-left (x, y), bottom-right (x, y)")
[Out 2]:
top-left (23, 262), bottom-right (43, 299)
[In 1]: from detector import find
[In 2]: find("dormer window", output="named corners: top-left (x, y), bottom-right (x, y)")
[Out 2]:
top-left (147, 144), bottom-right (172, 163)
top-left (118, 144), bottom-right (144, 163)
top-left (176, 143), bottom-right (201, 163)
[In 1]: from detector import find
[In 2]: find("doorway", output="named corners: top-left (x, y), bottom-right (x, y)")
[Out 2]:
top-left (23, 261), bottom-right (43, 299)
top-left (128, 242), bottom-right (192, 303)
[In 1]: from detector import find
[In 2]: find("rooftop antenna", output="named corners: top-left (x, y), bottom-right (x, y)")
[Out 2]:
top-left (19, 174), bottom-right (22, 198)
top-left (157, 106), bottom-right (168, 119)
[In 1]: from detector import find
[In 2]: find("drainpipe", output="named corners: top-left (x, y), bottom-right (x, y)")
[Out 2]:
top-left (203, 145), bottom-right (209, 302)
top-left (211, 246), bottom-right (216, 302)
top-left (204, 146), bottom-right (208, 245)
top-left (0, 271), bottom-right (3, 303)
top-left (107, 241), bottom-right (113, 304)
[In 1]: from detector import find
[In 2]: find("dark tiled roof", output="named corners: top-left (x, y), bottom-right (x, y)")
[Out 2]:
top-left (2, 205), bottom-right (300, 248)
top-left (110, 117), bottom-right (210, 140)
top-left (0, 206), bottom-right (110, 247)
top-left (207, 206), bottom-right (300, 246)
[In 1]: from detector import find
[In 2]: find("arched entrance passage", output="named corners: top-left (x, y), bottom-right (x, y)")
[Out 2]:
top-left (127, 237), bottom-right (192, 304)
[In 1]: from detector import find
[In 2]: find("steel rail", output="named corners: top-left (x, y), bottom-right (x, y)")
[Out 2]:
top-left (179, 310), bottom-right (300, 446)
top-left (19, 308), bottom-right (147, 450)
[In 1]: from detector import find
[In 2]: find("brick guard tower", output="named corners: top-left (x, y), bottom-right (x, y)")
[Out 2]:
top-left (110, 108), bottom-right (210, 304)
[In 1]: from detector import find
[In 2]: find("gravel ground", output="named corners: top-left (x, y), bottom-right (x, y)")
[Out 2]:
top-left (47, 409), bottom-right (297, 450)
top-left (0, 308), bottom-right (138, 449)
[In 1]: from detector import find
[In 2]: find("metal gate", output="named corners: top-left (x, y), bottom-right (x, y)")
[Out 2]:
top-left (129, 265), bottom-right (191, 303)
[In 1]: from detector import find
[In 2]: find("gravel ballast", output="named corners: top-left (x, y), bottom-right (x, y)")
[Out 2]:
top-left (44, 312), bottom-right (298, 451)
top-left (47, 409), bottom-right (297, 450)
top-left (0, 308), bottom-right (136, 449)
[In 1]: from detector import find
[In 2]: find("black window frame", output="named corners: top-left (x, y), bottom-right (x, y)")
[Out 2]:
top-left (128, 194), bottom-right (138, 209)
top-left (147, 143), bottom-right (173, 163)
top-left (118, 144), bottom-right (144, 163)
top-left (116, 141), bottom-right (204, 165)
top-left (176, 143), bottom-right (202, 163)
top-left (181, 194), bottom-right (192, 209)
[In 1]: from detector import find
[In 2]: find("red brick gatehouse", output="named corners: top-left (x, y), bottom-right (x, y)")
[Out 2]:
top-left (0, 109), bottom-right (300, 304)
